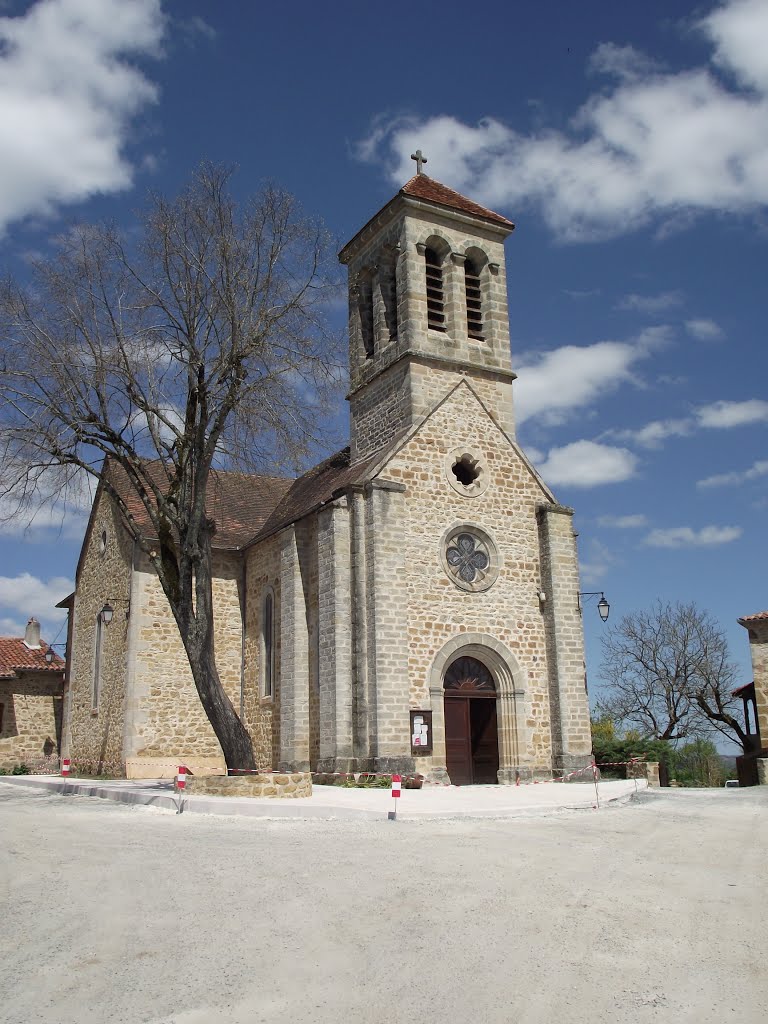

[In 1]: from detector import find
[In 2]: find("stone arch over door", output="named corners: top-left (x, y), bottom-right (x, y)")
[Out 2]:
top-left (427, 634), bottom-right (527, 785)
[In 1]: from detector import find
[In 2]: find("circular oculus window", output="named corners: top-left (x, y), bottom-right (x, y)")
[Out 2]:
top-left (440, 523), bottom-right (500, 593)
top-left (444, 446), bottom-right (489, 497)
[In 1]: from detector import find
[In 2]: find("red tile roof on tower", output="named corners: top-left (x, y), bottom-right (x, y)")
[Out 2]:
top-left (400, 175), bottom-right (515, 229)
top-left (738, 610), bottom-right (768, 625)
top-left (0, 637), bottom-right (65, 680)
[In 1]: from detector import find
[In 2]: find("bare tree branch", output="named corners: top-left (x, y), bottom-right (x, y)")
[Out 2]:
top-left (0, 163), bottom-right (344, 769)
top-left (599, 600), bottom-right (748, 751)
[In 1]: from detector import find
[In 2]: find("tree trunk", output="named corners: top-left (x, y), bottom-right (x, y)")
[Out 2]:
top-left (187, 633), bottom-right (255, 770)
top-left (168, 516), bottom-right (256, 772)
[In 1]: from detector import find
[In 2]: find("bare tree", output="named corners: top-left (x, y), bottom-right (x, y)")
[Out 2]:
top-left (597, 600), bottom-right (748, 750)
top-left (0, 164), bottom-right (342, 770)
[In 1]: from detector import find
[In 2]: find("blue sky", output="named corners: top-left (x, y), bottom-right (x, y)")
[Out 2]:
top-left (0, 0), bottom-right (765, 714)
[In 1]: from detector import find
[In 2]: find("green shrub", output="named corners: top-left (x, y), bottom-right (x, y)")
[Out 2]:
top-left (591, 723), bottom-right (673, 778)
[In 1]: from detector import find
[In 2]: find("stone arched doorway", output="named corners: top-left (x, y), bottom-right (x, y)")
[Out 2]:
top-left (443, 656), bottom-right (499, 785)
top-left (427, 634), bottom-right (527, 786)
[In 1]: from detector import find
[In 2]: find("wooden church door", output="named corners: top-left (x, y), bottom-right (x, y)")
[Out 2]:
top-left (443, 657), bottom-right (500, 785)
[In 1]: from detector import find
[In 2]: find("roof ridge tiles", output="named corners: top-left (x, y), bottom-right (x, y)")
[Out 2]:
top-left (400, 174), bottom-right (514, 229)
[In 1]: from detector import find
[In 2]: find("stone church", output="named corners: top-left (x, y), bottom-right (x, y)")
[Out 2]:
top-left (62, 170), bottom-right (592, 784)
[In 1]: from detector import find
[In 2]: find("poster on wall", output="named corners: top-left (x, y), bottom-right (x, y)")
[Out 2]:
top-left (410, 710), bottom-right (433, 754)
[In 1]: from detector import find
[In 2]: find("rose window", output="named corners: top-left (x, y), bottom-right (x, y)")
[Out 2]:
top-left (440, 524), bottom-right (499, 592)
top-left (446, 533), bottom-right (489, 584)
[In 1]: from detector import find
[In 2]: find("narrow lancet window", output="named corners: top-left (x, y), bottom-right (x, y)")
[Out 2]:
top-left (262, 590), bottom-right (274, 698)
top-left (92, 616), bottom-right (104, 711)
top-left (425, 247), bottom-right (446, 332)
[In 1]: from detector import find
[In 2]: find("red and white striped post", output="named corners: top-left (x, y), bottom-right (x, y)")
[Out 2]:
top-left (176, 765), bottom-right (187, 814)
top-left (591, 759), bottom-right (600, 810)
top-left (60, 758), bottom-right (71, 779)
top-left (387, 774), bottom-right (402, 820)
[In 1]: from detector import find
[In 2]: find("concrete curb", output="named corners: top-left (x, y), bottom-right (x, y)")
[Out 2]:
top-left (0, 774), bottom-right (646, 820)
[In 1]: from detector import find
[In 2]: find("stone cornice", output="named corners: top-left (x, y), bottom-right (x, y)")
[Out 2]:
top-left (347, 349), bottom-right (517, 400)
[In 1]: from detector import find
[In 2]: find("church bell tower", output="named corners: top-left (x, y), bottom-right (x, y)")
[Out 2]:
top-left (339, 155), bottom-right (517, 463)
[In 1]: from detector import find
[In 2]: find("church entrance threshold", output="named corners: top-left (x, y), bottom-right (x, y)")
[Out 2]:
top-left (443, 656), bottom-right (499, 785)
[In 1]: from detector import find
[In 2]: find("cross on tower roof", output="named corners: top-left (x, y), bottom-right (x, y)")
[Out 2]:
top-left (410, 149), bottom-right (427, 175)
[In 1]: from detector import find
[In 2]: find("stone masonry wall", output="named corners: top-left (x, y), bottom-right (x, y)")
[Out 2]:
top-left (350, 359), bottom-right (411, 463)
top-left (68, 492), bottom-right (134, 774)
top-left (364, 481), bottom-right (412, 773)
top-left (0, 676), bottom-right (63, 770)
top-left (317, 500), bottom-right (354, 771)
top-left (746, 620), bottom-right (768, 744)
top-left (243, 534), bottom-right (282, 769)
top-left (376, 381), bottom-right (570, 774)
top-left (537, 504), bottom-right (591, 769)
top-left (410, 362), bottom-right (515, 438)
top-left (126, 549), bottom-right (243, 762)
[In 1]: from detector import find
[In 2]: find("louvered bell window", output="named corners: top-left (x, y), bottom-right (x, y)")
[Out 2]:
top-left (465, 258), bottom-right (483, 339)
top-left (425, 247), bottom-right (446, 332)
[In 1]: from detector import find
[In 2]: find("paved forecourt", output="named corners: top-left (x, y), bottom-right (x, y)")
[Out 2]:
top-left (0, 773), bottom-right (642, 819)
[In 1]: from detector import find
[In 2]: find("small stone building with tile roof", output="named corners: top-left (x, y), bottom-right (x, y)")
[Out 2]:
top-left (0, 618), bottom-right (65, 771)
top-left (63, 174), bottom-right (592, 783)
top-left (736, 610), bottom-right (768, 784)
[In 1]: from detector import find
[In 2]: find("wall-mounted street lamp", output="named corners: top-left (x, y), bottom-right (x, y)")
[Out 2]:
top-left (44, 642), bottom-right (66, 664)
top-left (578, 591), bottom-right (610, 622)
top-left (100, 599), bottom-right (129, 624)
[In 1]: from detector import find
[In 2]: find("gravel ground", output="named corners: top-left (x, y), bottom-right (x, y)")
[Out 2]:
top-left (1, 783), bottom-right (766, 1024)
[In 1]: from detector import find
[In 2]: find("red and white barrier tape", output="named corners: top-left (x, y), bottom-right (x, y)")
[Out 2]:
top-left (594, 756), bottom-right (647, 768)
top-left (60, 758), bottom-right (71, 778)
top-left (149, 756), bottom-right (652, 791)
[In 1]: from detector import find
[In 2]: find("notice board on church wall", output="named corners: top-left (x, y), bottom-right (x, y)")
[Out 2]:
top-left (410, 710), bottom-right (433, 755)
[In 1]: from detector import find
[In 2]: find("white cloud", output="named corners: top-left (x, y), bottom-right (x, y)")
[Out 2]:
top-left (588, 42), bottom-right (660, 82)
top-left (614, 417), bottom-right (693, 448)
top-left (704, 0), bottom-right (768, 92)
top-left (358, 0), bottom-right (768, 240)
top-left (522, 446), bottom-right (544, 465)
top-left (597, 514), bottom-right (648, 528)
top-left (538, 441), bottom-right (638, 488)
top-left (177, 15), bottom-right (216, 43)
top-left (644, 525), bottom-right (742, 548)
top-left (697, 398), bottom-right (768, 427)
top-left (697, 458), bottom-right (768, 488)
top-left (0, 572), bottom-right (73, 625)
top-left (514, 327), bottom-right (666, 426)
top-left (579, 539), bottom-right (618, 586)
top-left (0, 616), bottom-right (26, 637)
top-left (614, 396), bottom-right (768, 448)
top-left (685, 318), bottom-right (725, 341)
top-left (0, 465), bottom-right (94, 541)
top-left (617, 291), bottom-right (684, 313)
top-left (0, 503), bottom-right (89, 541)
top-left (0, 0), bottom-right (164, 235)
